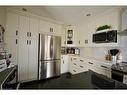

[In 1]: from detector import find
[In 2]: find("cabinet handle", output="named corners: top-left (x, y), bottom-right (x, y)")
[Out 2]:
top-left (80, 60), bottom-right (84, 62)
top-left (27, 32), bottom-right (29, 37)
top-left (63, 60), bottom-right (64, 64)
top-left (80, 66), bottom-right (84, 68)
top-left (88, 62), bottom-right (93, 64)
top-left (16, 30), bottom-right (18, 35)
top-left (30, 32), bottom-right (31, 37)
top-left (73, 63), bottom-right (76, 65)
top-left (50, 28), bottom-right (53, 32)
top-left (27, 40), bottom-right (29, 45)
top-left (101, 65), bottom-right (108, 69)
top-left (73, 70), bottom-right (76, 72)
top-left (16, 39), bottom-right (18, 44)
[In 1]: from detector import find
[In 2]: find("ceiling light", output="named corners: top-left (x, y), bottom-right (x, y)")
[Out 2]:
top-left (22, 8), bottom-right (27, 12)
top-left (86, 14), bottom-right (91, 16)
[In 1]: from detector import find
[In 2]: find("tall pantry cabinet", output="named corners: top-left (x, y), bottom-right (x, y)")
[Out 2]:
top-left (5, 12), bottom-right (38, 82)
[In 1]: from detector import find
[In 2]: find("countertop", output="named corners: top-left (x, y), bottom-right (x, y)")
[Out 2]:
top-left (19, 70), bottom-right (127, 89)
top-left (0, 66), bottom-right (16, 89)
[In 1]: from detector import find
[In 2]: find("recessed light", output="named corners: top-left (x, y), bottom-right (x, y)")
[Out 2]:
top-left (86, 13), bottom-right (91, 16)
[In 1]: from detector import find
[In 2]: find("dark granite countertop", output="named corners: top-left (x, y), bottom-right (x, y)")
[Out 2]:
top-left (19, 70), bottom-right (127, 89)
top-left (0, 66), bottom-right (16, 89)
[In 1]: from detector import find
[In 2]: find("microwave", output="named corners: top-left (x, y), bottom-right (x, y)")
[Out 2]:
top-left (93, 30), bottom-right (117, 43)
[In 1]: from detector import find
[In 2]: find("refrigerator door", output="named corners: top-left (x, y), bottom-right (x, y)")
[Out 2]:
top-left (39, 34), bottom-right (61, 61)
top-left (52, 36), bottom-right (61, 60)
top-left (39, 60), bottom-right (60, 79)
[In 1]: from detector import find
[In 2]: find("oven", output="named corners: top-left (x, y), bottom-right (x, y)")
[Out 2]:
top-left (112, 69), bottom-right (124, 83)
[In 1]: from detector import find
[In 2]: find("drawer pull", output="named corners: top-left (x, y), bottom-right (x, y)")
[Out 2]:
top-left (73, 70), bottom-right (76, 72)
top-left (73, 58), bottom-right (77, 60)
top-left (101, 65), bottom-right (108, 69)
top-left (80, 66), bottom-right (84, 68)
top-left (73, 63), bottom-right (76, 65)
top-left (88, 62), bottom-right (93, 64)
top-left (80, 60), bottom-right (84, 62)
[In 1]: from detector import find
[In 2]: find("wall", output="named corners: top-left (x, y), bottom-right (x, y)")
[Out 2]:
top-left (0, 7), bottom-right (6, 52)
top-left (79, 8), bottom-right (127, 62)
top-left (0, 7), bottom-right (6, 27)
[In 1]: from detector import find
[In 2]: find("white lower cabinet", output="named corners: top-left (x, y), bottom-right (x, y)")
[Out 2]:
top-left (68, 56), bottom-right (111, 78)
top-left (18, 38), bottom-right (29, 81)
top-left (87, 60), bottom-right (111, 78)
top-left (69, 56), bottom-right (88, 74)
top-left (61, 55), bottom-right (69, 74)
top-left (28, 38), bottom-right (38, 80)
top-left (18, 38), bottom-right (38, 82)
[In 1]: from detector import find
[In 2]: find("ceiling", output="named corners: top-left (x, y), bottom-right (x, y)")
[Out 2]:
top-left (7, 6), bottom-right (121, 25)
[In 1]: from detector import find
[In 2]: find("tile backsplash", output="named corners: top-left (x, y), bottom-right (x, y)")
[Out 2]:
top-left (80, 36), bottom-right (127, 62)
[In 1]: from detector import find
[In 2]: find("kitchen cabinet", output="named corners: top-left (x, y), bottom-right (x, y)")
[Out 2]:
top-left (39, 20), bottom-right (62, 35)
top-left (61, 27), bottom-right (66, 47)
top-left (69, 56), bottom-right (88, 74)
top-left (65, 26), bottom-right (78, 47)
top-left (18, 16), bottom-right (38, 81)
top-left (5, 12), bottom-right (38, 82)
top-left (61, 55), bottom-right (69, 74)
top-left (68, 56), bottom-right (111, 77)
top-left (5, 12), bottom-right (19, 38)
top-left (18, 38), bottom-right (29, 81)
top-left (87, 60), bottom-right (111, 78)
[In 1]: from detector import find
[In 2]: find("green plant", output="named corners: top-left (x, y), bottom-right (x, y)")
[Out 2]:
top-left (96, 25), bottom-right (111, 31)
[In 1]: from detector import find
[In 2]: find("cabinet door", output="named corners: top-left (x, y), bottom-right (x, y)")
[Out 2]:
top-left (61, 55), bottom-right (69, 74)
top-left (30, 17), bottom-right (39, 39)
top-left (5, 37), bottom-right (18, 65)
top-left (28, 38), bottom-right (38, 80)
top-left (39, 20), bottom-right (50, 33)
top-left (61, 35), bottom-right (66, 47)
top-left (18, 38), bottom-right (29, 81)
top-left (6, 12), bottom-right (19, 37)
top-left (19, 15), bottom-right (29, 39)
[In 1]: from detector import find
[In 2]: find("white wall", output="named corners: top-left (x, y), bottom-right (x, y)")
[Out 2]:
top-left (0, 7), bottom-right (6, 52)
top-left (0, 7), bottom-right (6, 27)
top-left (79, 8), bottom-right (127, 62)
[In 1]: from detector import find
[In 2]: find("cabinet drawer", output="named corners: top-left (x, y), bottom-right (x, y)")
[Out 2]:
top-left (70, 67), bottom-right (83, 75)
top-left (70, 62), bottom-right (78, 69)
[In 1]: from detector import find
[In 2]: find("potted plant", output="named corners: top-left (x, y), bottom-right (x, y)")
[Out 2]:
top-left (96, 25), bottom-right (111, 32)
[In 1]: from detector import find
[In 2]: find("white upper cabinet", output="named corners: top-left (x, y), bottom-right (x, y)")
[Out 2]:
top-left (6, 12), bottom-right (19, 37)
top-left (29, 17), bottom-right (39, 39)
top-left (28, 38), bottom-right (38, 80)
top-left (121, 8), bottom-right (127, 31)
top-left (65, 25), bottom-right (78, 47)
top-left (19, 15), bottom-right (29, 39)
top-left (39, 20), bottom-right (50, 33)
top-left (39, 19), bottom-right (62, 35)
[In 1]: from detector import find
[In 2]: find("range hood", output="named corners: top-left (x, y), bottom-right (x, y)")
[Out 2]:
top-left (118, 28), bottom-right (127, 36)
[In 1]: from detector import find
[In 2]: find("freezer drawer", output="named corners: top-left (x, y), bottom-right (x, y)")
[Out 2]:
top-left (39, 60), bottom-right (60, 80)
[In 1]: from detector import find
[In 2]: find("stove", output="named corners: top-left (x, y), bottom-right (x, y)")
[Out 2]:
top-left (111, 62), bottom-right (127, 84)
top-left (111, 62), bottom-right (127, 73)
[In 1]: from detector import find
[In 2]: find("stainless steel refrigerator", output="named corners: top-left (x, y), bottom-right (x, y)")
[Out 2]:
top-left (38, 33), bottom-right (61, 80)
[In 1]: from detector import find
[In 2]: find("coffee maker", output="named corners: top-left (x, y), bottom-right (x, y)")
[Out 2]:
top-left (109, 49), bottom-right (121, 64)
